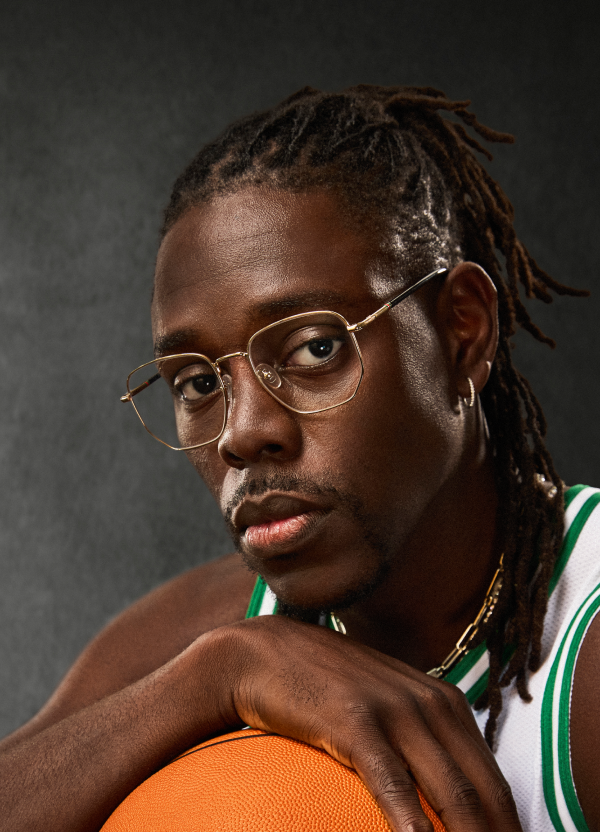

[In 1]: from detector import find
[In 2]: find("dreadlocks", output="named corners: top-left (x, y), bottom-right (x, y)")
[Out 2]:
top-left (162, 84), bottom-right (587, 746)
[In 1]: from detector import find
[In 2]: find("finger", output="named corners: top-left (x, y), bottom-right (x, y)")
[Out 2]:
top-left (368, 663), bottom-right (507, 786)
top-left (402, 735), bottom-right (491, 832)
top-left (358, 652), bottom-right (485, 744)
top-left (304, 636), bottom-right (516, 830)
top-left (349, 730), bottom-right (436, 832)
top-left (390, 683), bottom-right (520, 831)
top-left (420, 707), bottom-right (520, 832)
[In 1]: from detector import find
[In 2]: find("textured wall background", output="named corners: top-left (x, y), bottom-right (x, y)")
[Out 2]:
top-left (1, 0), bottom-right (598, 737)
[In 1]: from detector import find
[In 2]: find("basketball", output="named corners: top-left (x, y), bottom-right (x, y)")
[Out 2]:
top-left (101, 728), bottom-right (446, 831)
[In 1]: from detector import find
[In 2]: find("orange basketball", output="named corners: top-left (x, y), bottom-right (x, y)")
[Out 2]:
top-left (101, 728), bottom-right (446, 831)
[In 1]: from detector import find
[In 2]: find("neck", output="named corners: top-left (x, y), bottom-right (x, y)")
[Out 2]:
top-left (335, 429), bottom-right (500, 673)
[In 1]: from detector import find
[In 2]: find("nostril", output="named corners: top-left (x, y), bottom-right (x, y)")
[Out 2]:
top-left (263, 444), bottom-right (284, 456)
top-left (222, 447), bottom-right (245, 468)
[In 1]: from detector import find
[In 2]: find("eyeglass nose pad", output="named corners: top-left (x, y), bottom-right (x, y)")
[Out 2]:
top-left (255, 362), bottom-right (282, 389)
top-left (221, 373), bottom-right (233, 404)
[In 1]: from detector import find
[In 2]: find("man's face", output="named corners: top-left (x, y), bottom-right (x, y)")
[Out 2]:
top-left (152, 187), bottom-right (464, 612)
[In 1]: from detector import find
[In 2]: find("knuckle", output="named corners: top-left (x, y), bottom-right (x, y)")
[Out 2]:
top-left (447, 775), bottom-right (482, 812)
top-left (394, 811), bottom-right (434, 832)
top-left (420, 683), bottom-right (454, 716)
top-left (489, 778), bottom-right (518, 815)
top-left (374, 774), bottom-right (415, 800)
top-left (333, 702), bottom-right (382, 763)
top-left (342, 697), bottom-right (380, 730)
top-left (401, 820), bottom-right (435, 832)
top-left (371, 778), bottom-right (433, 832)
top-left (441, 680), bottom-right (469, 709)
top-left (354, 747), bottom-right (404, 793)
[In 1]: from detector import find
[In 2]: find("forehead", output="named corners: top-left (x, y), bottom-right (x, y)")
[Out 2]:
top-left (152, 187), bottom-right (393, 355)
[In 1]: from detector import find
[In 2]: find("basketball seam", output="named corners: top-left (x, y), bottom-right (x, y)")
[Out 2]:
top-left (175, 732), bottom-right (278, 763)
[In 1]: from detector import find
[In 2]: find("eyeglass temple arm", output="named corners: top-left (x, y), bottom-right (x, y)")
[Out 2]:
top-left (120, 372), bottom-right (161, 403)
top-left (120, 351), bottom-right (246, 403)
top-left (120, 268), bottom-right (448, 401)
top-left (348, 267), bottom-right (449, 332)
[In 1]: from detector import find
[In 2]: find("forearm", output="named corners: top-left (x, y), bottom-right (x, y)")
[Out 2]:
top-left (0, 628), bottom-right (242, 832)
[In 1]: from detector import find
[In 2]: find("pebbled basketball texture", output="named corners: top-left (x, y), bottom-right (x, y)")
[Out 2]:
top-left (101, 729), bottom-right (447, 831)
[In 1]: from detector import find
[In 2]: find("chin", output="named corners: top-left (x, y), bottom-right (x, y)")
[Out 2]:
top-left (273, 558), bottom-right (391, 621)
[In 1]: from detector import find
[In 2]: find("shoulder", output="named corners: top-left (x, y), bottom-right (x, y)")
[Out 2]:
top-left (6, 553), bottom-right (256, 744)
top-left (480, 487), bottom-right (600, 831)
top-left (547, 485), bottom-right (600, 830)
top-left (108, 551), bottom-right (257, 653)
top-left (571, 610), bottom-right (600, 831)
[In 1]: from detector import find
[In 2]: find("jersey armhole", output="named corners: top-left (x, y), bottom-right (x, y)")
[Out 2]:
top-left (541, 582), bottom-right (600, 832)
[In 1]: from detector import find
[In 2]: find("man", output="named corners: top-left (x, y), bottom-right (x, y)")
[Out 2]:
top-left (1, 85), bottom-right (598, 832)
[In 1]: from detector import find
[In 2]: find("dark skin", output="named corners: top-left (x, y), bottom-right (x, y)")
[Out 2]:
top-left (1, 186), bottom-right (598, 832)
top-left (153, 188), bottom-right (500, 671)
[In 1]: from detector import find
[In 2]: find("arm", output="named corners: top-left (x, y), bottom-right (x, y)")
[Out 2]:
top-left (0, 627), bottom-right (243, 832)
top-left (0, 555), bottom-right (255, 832)
top-left (570, 610), bottom-right (600, 832)
top-left (0, 554), bottom-right (253, 753)
top-left (0, 568), bottom-right (522, 832)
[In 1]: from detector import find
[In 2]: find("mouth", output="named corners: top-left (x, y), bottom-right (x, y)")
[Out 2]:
top-left (233, 493), bottom-right (331, 558)
top-left (244, 511), bottom-right (326, 553)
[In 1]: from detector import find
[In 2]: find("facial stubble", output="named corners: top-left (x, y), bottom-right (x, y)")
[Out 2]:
top-left (223, 472), bottom-right (396, 620)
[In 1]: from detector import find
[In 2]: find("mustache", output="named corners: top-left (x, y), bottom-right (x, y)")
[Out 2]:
top-left (223, 472), bottom-right (362, 538)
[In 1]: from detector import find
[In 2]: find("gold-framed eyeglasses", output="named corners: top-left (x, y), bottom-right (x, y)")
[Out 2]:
top-left (121, 267), bottom-right (448, 450)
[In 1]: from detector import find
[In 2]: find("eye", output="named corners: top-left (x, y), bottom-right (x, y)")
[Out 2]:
top-left (173, 365), bottom-right (219, 401)
top-left (287, 336), bottom-right (344, 367)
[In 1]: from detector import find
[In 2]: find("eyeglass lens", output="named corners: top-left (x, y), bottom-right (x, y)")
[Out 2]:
top-left (249, 312), bottom-right (362, 412)
top-left (129, 355), bottom-right (227, 449)
top-left (128, 312), bottom-right (363, 450)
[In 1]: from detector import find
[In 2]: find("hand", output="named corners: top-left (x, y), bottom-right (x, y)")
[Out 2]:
top-left (224, 616), bottom-right (522, 832)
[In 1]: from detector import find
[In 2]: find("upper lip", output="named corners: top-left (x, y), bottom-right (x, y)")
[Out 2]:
top-left (233, 492), bottom-right (330, 533)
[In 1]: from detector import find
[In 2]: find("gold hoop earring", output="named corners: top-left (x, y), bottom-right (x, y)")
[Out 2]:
top-left (464, 377), bottom-right (475, 408)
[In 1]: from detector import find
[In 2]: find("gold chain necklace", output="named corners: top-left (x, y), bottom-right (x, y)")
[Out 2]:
top-left (329, 554), bottom-right (504, 681)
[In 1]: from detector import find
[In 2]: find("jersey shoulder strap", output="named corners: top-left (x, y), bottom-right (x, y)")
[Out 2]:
top-left (449, 484), bottom-right (600, 701)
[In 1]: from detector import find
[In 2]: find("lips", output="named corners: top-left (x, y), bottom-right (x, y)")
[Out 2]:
top-left (233, 493), bottom-right (330, 556)
top-left (244, 512), bottom-right (321, 548)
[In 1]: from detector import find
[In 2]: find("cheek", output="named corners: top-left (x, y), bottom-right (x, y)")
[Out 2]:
top-left (322, 324), bottom-right (461, 507)
top-left (185, 446), bottom-right (226, 503)
top-left (307, 390), bottom-right (455, 497)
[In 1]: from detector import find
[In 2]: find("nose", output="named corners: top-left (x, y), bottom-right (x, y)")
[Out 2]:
top-left (217, 357), bottom-right (303, 469)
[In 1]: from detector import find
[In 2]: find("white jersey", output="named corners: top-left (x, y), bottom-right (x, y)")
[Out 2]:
top-left (246, 484), bottom-right (600, 832)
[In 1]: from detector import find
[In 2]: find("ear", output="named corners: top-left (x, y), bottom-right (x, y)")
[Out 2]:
top-left (436, 262), bottom-right (498, 400)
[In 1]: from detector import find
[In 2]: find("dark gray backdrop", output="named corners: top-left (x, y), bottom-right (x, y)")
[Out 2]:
top-left (1, 0), bottom-right (598, 737)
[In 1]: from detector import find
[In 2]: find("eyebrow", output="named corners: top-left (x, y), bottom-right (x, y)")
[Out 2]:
top-left (255, 290), bottom-right (348, 316)
top-left (153, 290), bottom-right (351, 357)
top-left (154, 331), bottom-right (197, 357)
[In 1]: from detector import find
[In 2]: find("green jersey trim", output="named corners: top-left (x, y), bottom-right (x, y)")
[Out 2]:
top-left (245, 574), bottom-right (338, 629)
top-left (563, 483), bottom-right (587, 510)
top-left (245, 486), bottom-right (598, 699)
top-left (246, 575), bottom-right (271, 618)
top-left (444, 642), bottom-right (487, 687)
top-left (453, 485), bottom-right (599, 701)
top-left (549, 491), bottom-right (600, 596)
top-left (246, 574), bottom-right (277, 618)
top-left (541, 582), bottom-right (600, 832)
